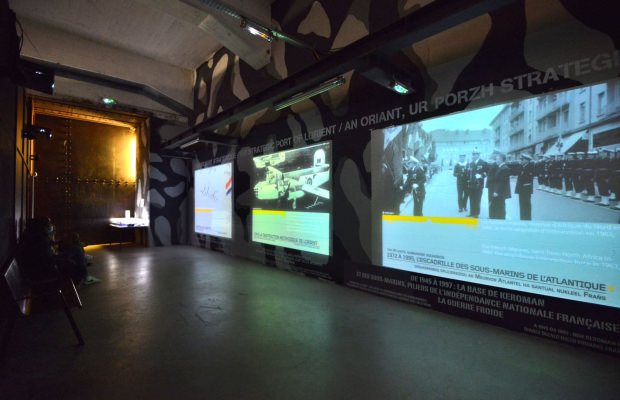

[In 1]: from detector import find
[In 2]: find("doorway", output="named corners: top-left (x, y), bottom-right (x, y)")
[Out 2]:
top-left (30, 97), bottom-right (145, 245)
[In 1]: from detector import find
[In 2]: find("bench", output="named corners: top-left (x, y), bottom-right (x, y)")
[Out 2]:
top-left (3, 258), bottom-right (85, 347)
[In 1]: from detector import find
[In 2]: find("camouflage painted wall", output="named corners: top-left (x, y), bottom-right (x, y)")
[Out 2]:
top-left (149, 118), bottom-right (191, 246)
top-left (187, 0), bottom-right (620, 279)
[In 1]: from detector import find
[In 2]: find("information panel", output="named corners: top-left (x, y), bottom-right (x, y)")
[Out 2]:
top-left (382, 217), bottom-right (618, 307)
top-left (345, 261), bottom-right (620, 355)
top-left (194, 162), bottom-right (233, 238)
top-left (371, 80), bottom-right (620, 309)
top-left (251, 142), bottom-right (331, 256)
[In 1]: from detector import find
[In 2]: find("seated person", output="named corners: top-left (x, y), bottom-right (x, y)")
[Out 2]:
top-left (17, 218), bottom-right (100, 286)
top-left (58, 232), bottom-right (100, 285)
top-left (17, 217), bottom-right (60, 282)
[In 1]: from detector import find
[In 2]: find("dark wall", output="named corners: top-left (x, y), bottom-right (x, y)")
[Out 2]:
top-left (0, 76), bottom-right (19, 345)
top-left (0, 0), bottom-right (18, 268)
top-left (0, 77), bottom-right (16, 269)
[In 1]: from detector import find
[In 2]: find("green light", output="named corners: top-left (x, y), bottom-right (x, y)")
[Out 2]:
top-left (102, 98), bottom-right (116, 105)
top-left (391, 82), bottom-right (409, 94)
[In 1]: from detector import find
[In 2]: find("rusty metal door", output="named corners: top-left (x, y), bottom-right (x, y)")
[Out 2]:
top-left (33, 114), bottom-right (136, 245)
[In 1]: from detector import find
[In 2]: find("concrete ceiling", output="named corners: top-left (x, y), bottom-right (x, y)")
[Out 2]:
top-left (9, 0), bottom-right (275, 120)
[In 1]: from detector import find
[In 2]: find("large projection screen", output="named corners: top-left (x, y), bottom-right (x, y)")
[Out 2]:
top-left (251, 142), bottom-right (331, 256)
top-left (194, 162), bottom-right (233, 238)
top-left (372, 80), bottom-right (620, 309)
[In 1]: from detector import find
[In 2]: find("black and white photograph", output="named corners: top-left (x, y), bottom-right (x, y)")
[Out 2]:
top-left (381, 79), bottom-right (620, 223)
top-left (252, 142), bottom-right (331, 212)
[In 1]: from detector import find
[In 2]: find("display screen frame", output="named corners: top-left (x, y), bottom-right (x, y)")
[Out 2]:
top-left (194, 161), bottom-right (234, 239)
top-left (250, 141), bottom-right (333, 256)
top-left (371, 79), bottom-right (620, 309)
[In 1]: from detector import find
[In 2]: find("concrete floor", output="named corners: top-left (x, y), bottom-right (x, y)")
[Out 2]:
top-left (1, 245), bottom-right (619, 399)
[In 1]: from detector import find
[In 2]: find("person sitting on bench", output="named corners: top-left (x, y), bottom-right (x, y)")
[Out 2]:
top-left (17, 217), bottom-right (100, 286)
top-left (58, 232), bottom-right (100, 285)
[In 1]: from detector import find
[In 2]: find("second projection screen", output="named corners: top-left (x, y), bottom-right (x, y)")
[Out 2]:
top-left (251, 142), bottom-right (331, 255)
top-left (194, 162), bottom-right (233, 238)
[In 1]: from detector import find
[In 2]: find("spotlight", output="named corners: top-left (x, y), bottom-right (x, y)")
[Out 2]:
top-left (390, 80), bottom-right (410, 94)
top-left (22, 125), bottom-right (52, 140)
top-left (240, 19), bottom-right (273, 42)
top-left (360, 56), bottom-right (415, 95)
top-left (15, 59), bottom-right (55, 95)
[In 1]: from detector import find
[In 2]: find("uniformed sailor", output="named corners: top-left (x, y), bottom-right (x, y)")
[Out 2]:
top-left (611, 149), bottom-right (620, 210)
top-left (582, 150), bottom-right (598, 202)
top-left (594, 148), bottom-right (613, 206)
top-left (467, 148), bottom-right (487, 218)
top-left (572, 152), bottom-right (585, 199)
top-left (550, 154), bottom-right (563, 194)
top-left (541, 155), bottom-right (551, 191)
top-left (486, 149), bottom-right (501, 218)
top-left (405, 156), bottom-right (426, 216)
top-left (515, 153), bottom-right (535, 220)
top-left (560, 153), bottom-right (570, 195)
top-left (490, 152), bottom-right (511, 219)
top-left (563, 153), bottom-right (576, 197)
top-left (534, 153), bottom-right (545, 190)
top-left (453, 153), bottom-right (468, 212)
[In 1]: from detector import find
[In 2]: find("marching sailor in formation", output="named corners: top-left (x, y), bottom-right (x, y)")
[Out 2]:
top-left (582, 150), bottom-right (598, 202)
top-left (534, 147), bottom-right (620, 210)
top-left (594, 148), bottom-right (613, 206)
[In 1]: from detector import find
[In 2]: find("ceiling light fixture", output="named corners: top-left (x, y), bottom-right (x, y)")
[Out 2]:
top-left (390, 80), bottom-right (410, 94)
top-left (273, 76), bottom-right (346, 111)
top-left (240, 19), bottom-right (273, 42)
top-left (360, 56), bottom-right (415, 96)
top-left (179, 138), bottom-right (202, 149)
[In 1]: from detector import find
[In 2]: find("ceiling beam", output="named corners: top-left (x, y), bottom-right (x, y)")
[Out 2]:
top-left (163, 0), bottom-right (522, 150)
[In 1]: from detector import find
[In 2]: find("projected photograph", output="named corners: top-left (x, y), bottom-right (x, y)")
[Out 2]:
top-left (380, 80), bottom-right (620, 223)
top-left (252, 143), bottom-right (331, 211)
top-left (373, 79), bottom-right (620, 308)
top-left (251, 142), bottom-right (331, 256)
top-left (194, 162), bottom-right (233, 238)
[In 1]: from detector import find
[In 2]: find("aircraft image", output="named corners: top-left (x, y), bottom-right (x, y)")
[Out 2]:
top-left (254, 148), bottom-right (330, 209)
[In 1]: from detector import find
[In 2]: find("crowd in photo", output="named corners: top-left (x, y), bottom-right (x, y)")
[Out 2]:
top-left (449, 147), bottom-right (620, 220)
